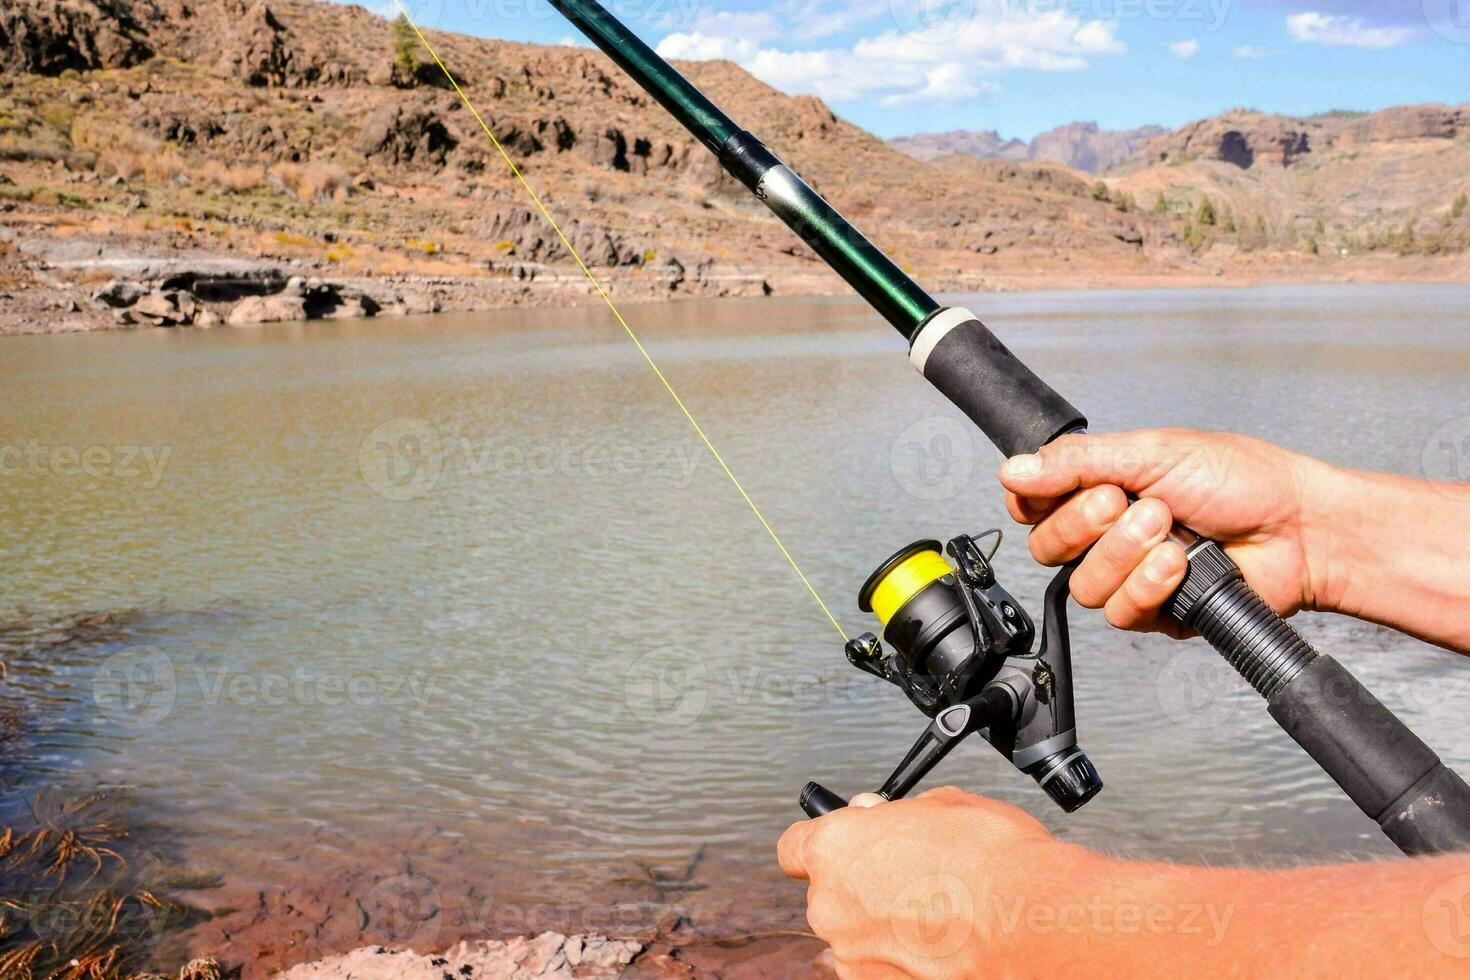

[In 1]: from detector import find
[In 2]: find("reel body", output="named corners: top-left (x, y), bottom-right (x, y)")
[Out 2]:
top-left (801, 532), bottom-right (1102, 817)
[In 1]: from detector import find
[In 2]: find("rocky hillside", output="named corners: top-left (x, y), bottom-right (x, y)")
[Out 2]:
top-left (0, 0), bottom-right (1201, 333)
top-left (0, 0), bottom-right (1464, 335)
top-left (891, 121), bottom-right (1164, 172)
top-left (1108, 105), bottom-right (1470, 257)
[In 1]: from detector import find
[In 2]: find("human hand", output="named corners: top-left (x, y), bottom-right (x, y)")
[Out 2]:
top-left (776, 786), bottom-right (1467, 978)
top-left (777, 787), bottom-right (1101, 978)
top-left (998, 430), bottom-right (1336, 636)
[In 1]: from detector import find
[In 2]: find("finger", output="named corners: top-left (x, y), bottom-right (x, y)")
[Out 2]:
top-left (848, 793), bottom-right (886, 809)
top-left (777, 821), bottom-right (815, 880)
top-left (1104, 540), bottom-right (1189, 630)
top-left (999, 432), bottom-right (1180, 499)
top-left (1026, 485), bottom-right (1128, 565)
top-left (1005, 491), bottom-right (1058, 525)
top-left (1070, 498), bottom-right (1173, 608)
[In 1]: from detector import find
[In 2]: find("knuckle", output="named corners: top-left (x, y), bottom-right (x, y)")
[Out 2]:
top-left (1027, 524), bottom-right (1062, 564)
top-left (1069, 570), bottom-right (1109, 609)
top-left (1104, 596), bottom-right (1140, 629)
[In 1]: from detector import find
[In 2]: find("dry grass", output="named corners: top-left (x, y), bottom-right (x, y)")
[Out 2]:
top-left (0, 792), bottom-right (203, 980)
top-left (192, 161), bottom-right (265, 195)
top-left (269, 161), bottom-right (350, 203)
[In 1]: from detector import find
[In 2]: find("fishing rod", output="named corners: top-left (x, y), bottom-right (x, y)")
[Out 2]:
top-left (547, 0), bottom-right (1470, 855)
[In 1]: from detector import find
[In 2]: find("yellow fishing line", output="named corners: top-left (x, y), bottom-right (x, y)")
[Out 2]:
top-left (395, 3), bottom-right (848, 642)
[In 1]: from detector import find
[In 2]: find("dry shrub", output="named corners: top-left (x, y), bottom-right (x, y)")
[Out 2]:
top-left (71, 119), bottom-right (184, 185)
top-left (193, 160), bottom-right (265, 194)
top-left (269, 161), bottom-right (350, 203)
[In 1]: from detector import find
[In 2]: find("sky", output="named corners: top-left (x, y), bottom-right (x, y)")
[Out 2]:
top-left (365, 0), bottom-right (1470, 139)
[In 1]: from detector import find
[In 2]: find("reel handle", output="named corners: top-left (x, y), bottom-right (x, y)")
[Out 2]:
top-left (799, 781), bottom-right (849, 818)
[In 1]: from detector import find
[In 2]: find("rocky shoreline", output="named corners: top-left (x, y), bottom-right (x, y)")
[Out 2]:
top-left (7, 220), bottom-right (1469, 338)
top-left (277, 931), bottom-right (833, 979)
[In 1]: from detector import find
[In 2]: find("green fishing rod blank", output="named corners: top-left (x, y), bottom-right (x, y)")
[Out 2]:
top-left (547, 0), bottom-right (940, 337)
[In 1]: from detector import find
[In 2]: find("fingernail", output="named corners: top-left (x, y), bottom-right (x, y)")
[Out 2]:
top-left (1127, 501), bottom-right (1167, 538)
top-left (1004, 454), bottom-right (1042, 478)
top-left (1083, 489), bottom-right (1116, 524)
top-left (1144, 548), bottom-right (1179, 584)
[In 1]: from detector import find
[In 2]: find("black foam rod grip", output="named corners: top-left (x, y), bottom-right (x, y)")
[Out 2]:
top-left (1268, 656), bottom-right (1470, 855)
top-left (911, 309), bottom-right (1087, 458)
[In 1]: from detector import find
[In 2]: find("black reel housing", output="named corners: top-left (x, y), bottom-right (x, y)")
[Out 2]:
top-left (801, 532), bottom-right (1102, 816)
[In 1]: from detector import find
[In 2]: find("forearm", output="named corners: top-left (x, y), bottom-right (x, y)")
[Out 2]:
top-left (1303, 462), bottom-right (1470, 652)
top-left (1010, 848), bottom-right (1470, 978)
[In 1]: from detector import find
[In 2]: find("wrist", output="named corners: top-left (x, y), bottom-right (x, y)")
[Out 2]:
top-left (990, 846), bottom-right (1221, 975)
top-left (1295, 455), bottom-right (1370, 614)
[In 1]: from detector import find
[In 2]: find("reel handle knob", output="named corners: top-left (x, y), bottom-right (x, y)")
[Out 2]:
top-left (799, 781), bottom-right (849, 818)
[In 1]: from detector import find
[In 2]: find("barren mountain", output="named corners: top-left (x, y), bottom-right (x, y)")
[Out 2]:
top-left (1108, 105), bottom-right (1470, 257)
top-left (0, 0), bottom-right (1465, 335)
top-left (891, 121), bottom-right (1164, 172)
top-left (888, 128), bottom-right (1030, 162)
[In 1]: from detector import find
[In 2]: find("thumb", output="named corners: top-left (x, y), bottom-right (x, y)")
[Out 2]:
top-left (999, 431), bottom-right (1185, 498)
top-left (848, 793), bottom-right (887, 809)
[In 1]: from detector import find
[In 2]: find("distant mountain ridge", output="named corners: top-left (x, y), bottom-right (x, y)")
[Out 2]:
top-left (890, 121), bottom-right (1164, 172)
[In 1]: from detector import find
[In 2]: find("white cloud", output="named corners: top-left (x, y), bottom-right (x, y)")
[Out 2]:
top-left (1167, 39), bottom-right (1200, 59)
top-left (1231, 45), bottom-right (1275, 59)
top-left (1286, 12), bottom-right (1418, 49)
top-left (654, 0), bottom-right (1124, 107)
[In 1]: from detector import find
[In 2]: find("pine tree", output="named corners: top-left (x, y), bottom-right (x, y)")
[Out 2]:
top-left (1453, 192), bottom-right (1468, 220)
top-left (1195, 198), bottom-right (1217, 227)
top-left (1153, 193), bottom-right (1168, 216)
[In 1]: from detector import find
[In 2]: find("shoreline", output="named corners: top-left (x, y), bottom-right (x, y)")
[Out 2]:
top-left (5, 205), bottom-right (1469, 337)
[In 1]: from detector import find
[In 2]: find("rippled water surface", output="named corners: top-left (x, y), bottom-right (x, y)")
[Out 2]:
top-left (3, 284), bottom-right (1469, 954)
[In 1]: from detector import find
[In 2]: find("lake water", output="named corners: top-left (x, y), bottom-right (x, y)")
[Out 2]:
top-left (3, 284), bottom-right (1469, 968)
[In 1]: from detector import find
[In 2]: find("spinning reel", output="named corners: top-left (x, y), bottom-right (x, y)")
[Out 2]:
top-left (800, 532), bottom-right (1103, 817)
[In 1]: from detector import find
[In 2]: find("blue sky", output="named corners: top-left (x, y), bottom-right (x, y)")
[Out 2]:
top-left (372, 0), bottom-right (1470, 139)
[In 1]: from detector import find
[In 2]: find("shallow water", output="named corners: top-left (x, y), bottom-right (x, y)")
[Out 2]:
top-left (3, 284), bottom-right (1469, 961)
